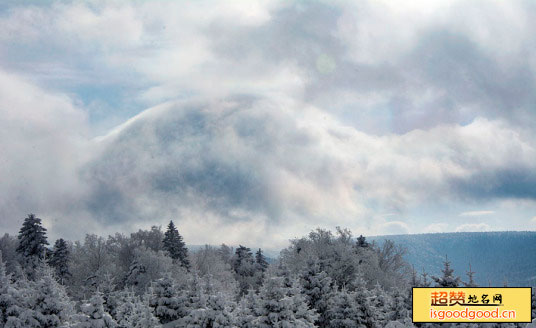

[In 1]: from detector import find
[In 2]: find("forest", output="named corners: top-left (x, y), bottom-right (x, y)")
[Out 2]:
top-left (0, 214), bottom-right (534, 327)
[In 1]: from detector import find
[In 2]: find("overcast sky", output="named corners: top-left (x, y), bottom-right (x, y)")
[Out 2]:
top-left (1, 0), bottom-right (536, 249)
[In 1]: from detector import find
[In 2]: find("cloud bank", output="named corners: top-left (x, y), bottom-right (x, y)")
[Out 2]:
top-left (0, 0), bottom-right (535, 247)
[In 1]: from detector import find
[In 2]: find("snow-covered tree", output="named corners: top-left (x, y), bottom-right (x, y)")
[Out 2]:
top-left (115, 291), bottom-right (160, 328)
top-left (234, 290), bottom-right (258, 328)
top-left (299, 259), bottom-right (334, 327)
top-left (203, 292), bottom-right (236, 328)
top-left (76, 292), bottom-right (117, 328)
top-left (180, 275), bottom-right (236, 328)
top-left (3, 265), bottom-right (75, 328)
top-left (190, 246), bottom-right (238, 297)
top-left (232, 245), bottom-right (258, 295)
top-left (368, 283), bottom-right (391, 327)
top-left (162, 220), bottom-right (190, 269)
top-left (255, 248), bottom-right (269, 273)
top-left (356, 235), bottom-right (369, 248)
top-left (49, 238), bottom-right (71, 285)
top-left (327, 288), bottom-right (373, 328)
top-left (388, 288), bottom-right (412, 325)
top-left (0, 252), bottom-right (19, 326)
top-left (149, 275), bottom-right (187, 324)
top-left (252, 276), bottom-right (317, 327)
top-left (124, 259), bottom-right (146, 289)
top-left (16, 214), bottom-right (49, 273)
top-left (130, 226), bottom-right (164, 252)
top-left (432, 255), bottom-right (462, 287)
top-left (32, 265), bottom-right (75, 327)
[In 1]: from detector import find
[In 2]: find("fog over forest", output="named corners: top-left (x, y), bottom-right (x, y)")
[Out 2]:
top-left (1, 0), bottom-right (536, 327)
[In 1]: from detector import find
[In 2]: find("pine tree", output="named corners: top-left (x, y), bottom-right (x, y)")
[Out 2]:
top-left (204, 292), bottom-right (236, 328)
top-left (327, 289), bottom-right (368, 328)
top-left (124, 259), bottom-right (146, 290)
top-left (149, 275), bottom-right (187, 324)
top-left (432, 255), bottom-right (461, 287)
top-left (181, 274), bottom-right (207, 323)
top-left (232, 245), bottom-right (257, 296)
top-left (234, 290), bottom-right (257, 328)
top-left (464, 263), bottom-right (478, 287)
top-left (115, 291), bottom-right (161, 328)
top-left (0, 252), bottom-right (18, 326)
top-left (356, 235), bottom-right (369, 248)
top-left (48, 238), bottom-right (71, 285)
top-left (420, 268), bottom-right (431, 287)
top-left (162, 221), bottom-right (190, 269)
top-left (368, 283), bottom-right (391, 327)
top-left (255, 248), bottom-right (269, 272)
top-left (16, 214), bottom-right (49, 272)
top-left (252, 276), bottom-right (317, 327)
top-left (3, 265), bottom-right (75, 328)
top-left (388, 288), bottom-right (412, 326)
top-left (299, 259), bottom-right (335, 327)
top-left (31, 265), bottom-right (75, 328)
top-left (76, 292), bottom-right (117, 328)
top-left (353, 277), bottom-right (377, 328)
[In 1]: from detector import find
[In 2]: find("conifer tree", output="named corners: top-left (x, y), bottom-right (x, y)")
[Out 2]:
top-left (149, 275), bottom-right (187, 324)
top-left (233, 290), bottom-right (257, 328)
top-left (464, 263), bottom-right (478, 287)
top-left (255, 248), bottom-right (269, 272)
top-left (76, 292), bottom-right (117, 328)
top-left (204, 292), bottom-right (236, 328)
top-left (252, 276), bottom-right (317, 327)
top-left (162, 221), bottom-right (190, 269)
top-left (299, 259), bottom-right (335, 327)
top-left (432, 255), bottom-right (461, 287)
top-left (368, 283), bottom-right (391, 327)
top-left (327, 288), bottom-right (374, 328)
top-left (0, 252), bottom-right (18, 326)
top-left (49, 238), bottom-right (71, 285)
top-left (388, 288), bottom-right (412, 326)
top-left (356, 235), bottom-right (369, 248)
top-left (16, 214), bottom-right (49, 272)
top-left (420, 268), bottom-right (431, 287)
top-left (32, 265), bottom-right (75, 328)
top-left (232, 245), bottom-right (257, 295)
top-left (354, 277), bottom-right (378, 328)
top-left (124, 259), bottom-right (146, 290)
top-left (115, 291), bottom-right (161, 328)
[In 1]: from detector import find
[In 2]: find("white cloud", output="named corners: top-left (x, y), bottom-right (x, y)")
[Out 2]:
top-left (423, 223), bottom-right (449, 233)
top-left (378, 221), bottom-right (411, 235)
top-left (0, 69), bottom-right (90, 238)
top-left (460, 210), bottom-right (495, 217)
top-left (1, 0), bottom-right (536, 245)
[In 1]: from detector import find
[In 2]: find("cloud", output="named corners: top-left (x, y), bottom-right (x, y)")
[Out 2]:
top-left (1, 0), bottom-right (536, 245)
top-left (455, 223), bottom-right (491, 232)
top-left (423, 223), bottom-right (449, 233)
top-left (0, 69), bottom-right (91, 236)
top-left (378, 221), bottom-right (411, 235)
top-left (460, 210), bottom-right (495, 217)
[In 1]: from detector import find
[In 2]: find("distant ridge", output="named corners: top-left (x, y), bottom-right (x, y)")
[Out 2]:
top-left (370, 231), bottom-right (536, 287)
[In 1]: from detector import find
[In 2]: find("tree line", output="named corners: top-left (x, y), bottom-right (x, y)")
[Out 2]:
top-left (0, 214), bottom-right (534, 327)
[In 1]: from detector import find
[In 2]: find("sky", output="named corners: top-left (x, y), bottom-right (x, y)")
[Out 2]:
top-left (1, 0), bottom-right (536, 249)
